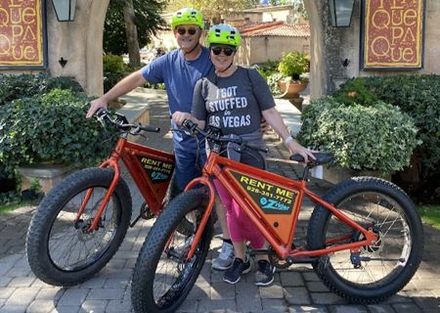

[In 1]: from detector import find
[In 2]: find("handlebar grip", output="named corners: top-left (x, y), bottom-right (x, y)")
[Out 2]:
top-left (245, 143), bottom-right (268, 153)
top-left (95, 107), bottom-right (108, 118)
top-left (182, 119), bottom-right (194, 128)
top-left (182, 119), bottom-right (199, 134)
top-left (140, 125), bottom-right (160, 133)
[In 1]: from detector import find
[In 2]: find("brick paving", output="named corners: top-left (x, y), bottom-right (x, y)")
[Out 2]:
top-left (0, 89), bottom-right (439, 313)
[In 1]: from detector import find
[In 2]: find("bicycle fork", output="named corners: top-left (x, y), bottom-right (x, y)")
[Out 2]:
top-left (183, 177), bottom-right (217, 261)
top-left (75, 159), bottom-right (121, 233)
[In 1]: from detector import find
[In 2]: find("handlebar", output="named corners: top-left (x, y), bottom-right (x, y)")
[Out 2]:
top-left (182, 119), bottom-right (335, 166)
top-left (95, 108), bottom-right (160, 134)
top-left (181, 119), bottom-right (268, 154)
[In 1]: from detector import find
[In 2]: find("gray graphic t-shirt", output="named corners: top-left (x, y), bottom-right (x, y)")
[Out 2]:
top-left (192, 67), bottom-right (275, 135)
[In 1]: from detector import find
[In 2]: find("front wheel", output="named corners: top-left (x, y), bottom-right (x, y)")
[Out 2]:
top-left (26, 168), bottom-right (132, 286)
top-left (307, 177), bottom-right (423, 304)
top-left (131, 189), bottom-right (214, 313)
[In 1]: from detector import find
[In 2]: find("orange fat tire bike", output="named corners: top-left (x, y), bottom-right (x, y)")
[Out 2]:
top-left (131, 120), bottom-right (424, 313)
top-left (26, 109), bottom-right (180, 286)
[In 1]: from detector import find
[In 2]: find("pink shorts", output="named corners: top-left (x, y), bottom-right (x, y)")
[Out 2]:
top-left (214, 180), bottom-right (265, 249)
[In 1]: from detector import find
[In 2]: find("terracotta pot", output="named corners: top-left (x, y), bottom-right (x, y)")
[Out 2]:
top-left (278, 80), bottom-right (308, 98)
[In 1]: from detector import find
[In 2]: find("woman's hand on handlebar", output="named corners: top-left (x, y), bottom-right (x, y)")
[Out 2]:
top-left (285, 140), bottom-right (316, 164)
top-left (171, 111), bottom-right (192, 127)
top-left (87, 98), bottom-right (108, 119)
top-left (173, 112), bottom-right (206, 130)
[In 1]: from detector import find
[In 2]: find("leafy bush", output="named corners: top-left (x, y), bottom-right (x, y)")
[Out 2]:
top-left (0, 73), bottom-right (84, 106)
top-left (298, 97), bottom-right (419, 174)
top-left (255, 60), bottom-right (280, 81)
top-left (277, 51), bottom-right (309, 80)
top-left (266, 72), bottom-right (284, 95)
top-left (0, 74), bottom-right (86, 203)
top-left (335, 76), bottom-right (440, 173)
top-left (103, 54), bottom-right (131, 93)
top-left (369, 76), bottom-right (440, 172)
top-left (0, 89), bottom-right (117, 172)
top-left (103, 54), bottom-right (166, 92)
top-left (332, 78), bottom-right (378, 106)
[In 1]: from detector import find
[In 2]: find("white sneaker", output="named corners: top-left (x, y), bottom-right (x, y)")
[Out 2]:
top-left (212, 241), bottom-right (234, 270)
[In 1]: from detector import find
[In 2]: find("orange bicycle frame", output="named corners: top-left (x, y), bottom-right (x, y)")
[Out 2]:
top-left (185, 152), bottom-right (378, 260)
top-left (76, 135), bottom-right (175, 231)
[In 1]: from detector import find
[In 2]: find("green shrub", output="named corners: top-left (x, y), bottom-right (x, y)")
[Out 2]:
top-left (0, 73), bottom-right (84, 106)
top-left (368, 75), bottom-right (440, 172)
top-left (0, 89), bottom-right (117, 172)
top-left (278, 51), bottom-right (309, 80)
top-left (0, 74), bottom-right (86, 201)
top-left (335, 75), bottom-right (440, 195)
top-left (255, 60), bottom-right (280, 81)
top-left (103, 54), bottom-right (132, 93)
top-left (266, 72), bottom-right (284, 95)
top-left (103, 54), bottom-right (166, 91)
top-left (332, 78), bottom-right (378, 106)
top-left (298, 97), bottom-right (419, 174)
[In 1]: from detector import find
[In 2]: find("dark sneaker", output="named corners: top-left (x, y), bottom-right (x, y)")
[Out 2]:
top-left (255, 260), bottom-right (275, 286)
top-left (212, 241), bottom-right (234, 270)
top-left (223, 257), bottom-right (253, 285)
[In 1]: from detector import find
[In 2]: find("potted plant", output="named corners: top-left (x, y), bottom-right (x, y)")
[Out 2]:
top-left (277, 51), bottom-right (310, 102)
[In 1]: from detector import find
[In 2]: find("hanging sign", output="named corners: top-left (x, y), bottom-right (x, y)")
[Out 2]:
top-left (363, 0), bottom-right (424, 69)
top-left (0, 0), bottom-right (47, 69)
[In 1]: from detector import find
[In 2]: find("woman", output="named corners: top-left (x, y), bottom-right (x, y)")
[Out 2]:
top-left (174, 24), bottom-right (315, 286)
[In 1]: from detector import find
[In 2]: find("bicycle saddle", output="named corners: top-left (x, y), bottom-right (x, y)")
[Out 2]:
top-left (290, 152), bottom-right (334, 166)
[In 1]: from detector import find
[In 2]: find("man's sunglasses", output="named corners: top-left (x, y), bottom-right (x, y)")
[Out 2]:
top-left (176, 27), bottom-right (197, 36)
top-left (211, 46), bottom-right (236, 56)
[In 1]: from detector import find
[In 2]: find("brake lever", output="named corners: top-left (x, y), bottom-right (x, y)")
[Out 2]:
top-left (130, 125), bottom-right (142, 136)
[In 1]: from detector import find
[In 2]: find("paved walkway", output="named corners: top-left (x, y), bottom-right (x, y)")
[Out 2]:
top-left (0, 89), bottom-right (439, 313)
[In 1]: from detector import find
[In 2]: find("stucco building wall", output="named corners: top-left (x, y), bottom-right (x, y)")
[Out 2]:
top-left (237, 36), bottom-right (309, 66)
top-left (45, 0), bottom-right (109, 96)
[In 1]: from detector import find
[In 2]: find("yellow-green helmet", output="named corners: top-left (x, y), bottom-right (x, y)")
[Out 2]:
top-left (171, 8), bottom-right (204, 29)
top-left (207, 24), bottom-right (241, 47)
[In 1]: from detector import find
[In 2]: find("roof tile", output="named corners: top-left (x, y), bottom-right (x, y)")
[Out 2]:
top-left (238, 22), bottom-right (310, 38)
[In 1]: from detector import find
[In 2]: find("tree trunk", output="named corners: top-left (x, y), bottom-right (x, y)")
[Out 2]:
top-left (123, 0), bottom-right (141, 68)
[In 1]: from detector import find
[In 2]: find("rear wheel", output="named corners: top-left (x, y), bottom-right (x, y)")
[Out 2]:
top-left (26, 168), bottom-right (132, 286)
top-left (131, 189), bottom-right (213, 313)
top-left (307, 177), bottom-right (423, 303)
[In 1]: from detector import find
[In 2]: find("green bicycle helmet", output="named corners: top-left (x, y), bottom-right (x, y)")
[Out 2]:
top-left (207, 24), bottom-right (241, 48)
top-left (171, 8), bottom-right (204, 29)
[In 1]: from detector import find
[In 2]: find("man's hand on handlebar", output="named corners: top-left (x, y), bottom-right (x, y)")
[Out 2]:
top-left (86, 98), bottom-right (108, 119)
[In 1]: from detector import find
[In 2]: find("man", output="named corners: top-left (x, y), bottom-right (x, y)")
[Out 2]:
top-left (86, 8), bottom-right (234, 271)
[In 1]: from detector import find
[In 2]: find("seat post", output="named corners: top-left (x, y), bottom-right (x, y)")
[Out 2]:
top-left (301, 166), bottom-right (310, 181)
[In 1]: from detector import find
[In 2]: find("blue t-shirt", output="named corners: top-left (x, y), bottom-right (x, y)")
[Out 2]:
top-left (141, 47), bottom-right (213, 114)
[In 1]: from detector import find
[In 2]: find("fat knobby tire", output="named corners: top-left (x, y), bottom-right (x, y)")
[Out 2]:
top-left (26, 167), bottom-right (132, 286)
top-left (307, 177), bottom-right (424, 303)
top-left (131, 189), bottom-right (213, 313)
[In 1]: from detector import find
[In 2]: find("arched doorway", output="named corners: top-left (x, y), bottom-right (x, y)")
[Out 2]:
top-left (46, 0), bottom-right (330, 97)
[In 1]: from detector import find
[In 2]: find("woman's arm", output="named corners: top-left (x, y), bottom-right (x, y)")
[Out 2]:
top-left (262, 107), bottom-right (315, 163)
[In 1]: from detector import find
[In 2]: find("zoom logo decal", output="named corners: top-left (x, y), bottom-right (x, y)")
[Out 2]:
top-left (231, 172), bottom-right (297, 215)
top-left (139, 157), bottom-right (174, 183)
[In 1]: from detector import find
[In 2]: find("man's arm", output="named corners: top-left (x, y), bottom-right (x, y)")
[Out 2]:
top-left (86, 70), bottom-right (147, 118)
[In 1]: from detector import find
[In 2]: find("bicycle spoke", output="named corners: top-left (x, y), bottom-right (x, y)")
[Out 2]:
top-left (48, 187), bottom-right (118, 271)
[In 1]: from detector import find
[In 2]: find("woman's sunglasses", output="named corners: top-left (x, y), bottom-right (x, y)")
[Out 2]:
top-left (211, 46), bottom-right (236, 56)
top-left (176, 27), bottom-right (197, 36)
